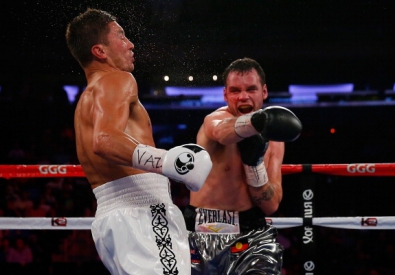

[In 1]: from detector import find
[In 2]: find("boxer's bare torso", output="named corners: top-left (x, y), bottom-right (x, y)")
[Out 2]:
top-left (75, 70), bottom-right (153, 189)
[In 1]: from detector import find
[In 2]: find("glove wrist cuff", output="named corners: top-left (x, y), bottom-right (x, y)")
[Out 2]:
top-left (243, 163), bottom-right (268, 187)
top-left (235, 113), bottom-right (259, 138)
top-left (132, 144), bottom-right (166, 173)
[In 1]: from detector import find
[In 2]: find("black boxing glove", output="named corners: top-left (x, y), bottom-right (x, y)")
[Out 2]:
top-left (237, 134), bottom-right (268, 166)
top-left (234, 106), bottom-right (302, 142)
top-left (237, 134), bottom-right (269, 188)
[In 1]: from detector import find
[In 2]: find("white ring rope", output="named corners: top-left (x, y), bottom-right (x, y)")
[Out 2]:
top-left (313, 216), bottom-right (395, 230)
top-left (0, 217), bottom-right (94, 230)
top-left (1, 216), bottom-right (394, 230)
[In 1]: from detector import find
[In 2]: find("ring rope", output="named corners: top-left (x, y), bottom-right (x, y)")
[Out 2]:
top-left (0, 217), bottom-right (394, 230)
top-left (1, 163), bottom-right (395, 179)
top-left (0, 217), bottom-right (94, 230)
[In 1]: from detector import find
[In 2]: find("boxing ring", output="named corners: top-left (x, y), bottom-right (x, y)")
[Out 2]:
top-left (1, 163), bottom-right (395, 274)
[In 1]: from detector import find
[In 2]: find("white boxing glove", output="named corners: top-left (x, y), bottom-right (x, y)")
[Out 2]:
top-left (132, 143), bottom-right (212, 191)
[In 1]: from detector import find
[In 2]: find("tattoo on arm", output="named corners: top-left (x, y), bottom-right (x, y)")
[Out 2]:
top-left (251, 184), bottom-right (274, 205)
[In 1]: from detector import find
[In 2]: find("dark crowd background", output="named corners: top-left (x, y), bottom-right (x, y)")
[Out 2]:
top-left (1, 1), bottom-right (395, 274)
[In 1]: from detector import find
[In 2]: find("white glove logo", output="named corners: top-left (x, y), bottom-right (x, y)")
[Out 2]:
top-left (175, 152), bottom-right (195, 175)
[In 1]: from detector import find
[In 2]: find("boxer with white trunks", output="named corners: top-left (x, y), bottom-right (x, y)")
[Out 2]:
top-left (66, 9), bottom-right (212, 275)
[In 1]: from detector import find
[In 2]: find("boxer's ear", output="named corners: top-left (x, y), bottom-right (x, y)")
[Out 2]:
top-left (262, 84), bottom-right (268, 100)
top-left (91, 44), bottom-right (106, 60)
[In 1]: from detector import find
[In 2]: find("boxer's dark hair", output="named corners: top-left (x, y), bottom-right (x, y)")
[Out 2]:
top-left (222, 57), bottom-right (266, 86)
top-left (66, 8), bottom-right (116, 67)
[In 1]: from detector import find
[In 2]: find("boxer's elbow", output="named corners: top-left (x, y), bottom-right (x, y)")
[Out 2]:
top-left (262, 193), bottom-right (282, 216)
top-left (92, 132), bottom-right (112, 157)
top-left (264, 202), bottom-right (280, 216)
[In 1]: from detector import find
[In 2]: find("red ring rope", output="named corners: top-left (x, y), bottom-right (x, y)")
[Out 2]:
top-left (1, 163), bottom-right (395, 179)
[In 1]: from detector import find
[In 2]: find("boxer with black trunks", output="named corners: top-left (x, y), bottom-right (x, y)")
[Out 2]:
top-left (66, 9), bottom-right (212, 275)
top-left (183, 57), bottom-right (302, 274)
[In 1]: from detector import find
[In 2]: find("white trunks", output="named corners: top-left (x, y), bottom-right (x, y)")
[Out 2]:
top-left (92, 173), bottom-right (191, 275)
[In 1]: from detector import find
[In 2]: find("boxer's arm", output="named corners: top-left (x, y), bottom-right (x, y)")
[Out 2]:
top-left (248, 141), bottom-right (284, 216)
top-left (91, 72), bottom-right (141, 165)
top-left (202, 109), bottom-right (244, 145)
top-left (202, 106), bottom-right (302, 146)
